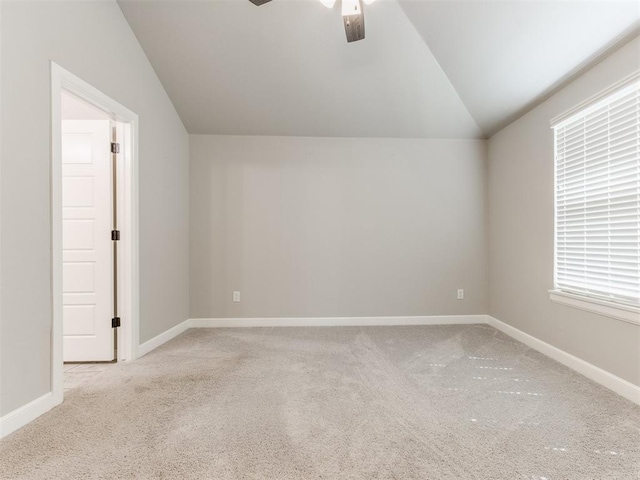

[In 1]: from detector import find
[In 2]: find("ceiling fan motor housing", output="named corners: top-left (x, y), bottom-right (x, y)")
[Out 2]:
top-left (248, 0), bottom-right (366, 43)
top-left (343, 12), bottom-right (365, 42)
top-left (342, 0), bottom-right (366, 42)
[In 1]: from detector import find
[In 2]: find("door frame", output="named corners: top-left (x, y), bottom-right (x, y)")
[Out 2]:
top-left (51, 62), bottom-right (140, 404)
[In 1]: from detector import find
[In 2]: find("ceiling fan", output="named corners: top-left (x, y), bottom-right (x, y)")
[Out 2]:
top-left (248, 0), bottom-right (376, 43)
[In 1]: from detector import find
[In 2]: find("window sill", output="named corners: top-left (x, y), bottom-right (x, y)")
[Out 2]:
top-left (549, 290), bottom-right (640, 326)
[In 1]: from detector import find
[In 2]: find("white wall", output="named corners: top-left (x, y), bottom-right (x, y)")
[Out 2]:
top-left (190, 135), bottom-right (488, 319)
top-left (488, 36), bottom-right (640, 385)
top-left (0, 1), bottom-right (190, 416)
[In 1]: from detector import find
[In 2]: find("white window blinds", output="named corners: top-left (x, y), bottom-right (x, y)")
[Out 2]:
top-left (554, 80), bottom-right (640, 307)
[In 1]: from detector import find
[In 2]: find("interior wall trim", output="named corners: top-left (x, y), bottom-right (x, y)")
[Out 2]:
top-left (3, 313), bottom-right (637, 439)
top-left (486, 315), bottom-right (640, 405)
top-left (0, 393), bottom-right (56, 439)
top-left (138, 319), bottom-right (192, 358)
top-left (189, 315), bottom-right (485, 328)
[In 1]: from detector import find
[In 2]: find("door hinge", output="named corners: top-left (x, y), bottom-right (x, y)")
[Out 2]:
top-left (111, 230), bottom-right (120, 241)
top-left (112, 317), bottom-right (121, 328)
top-left (111, 142), bottom-right (120, 154)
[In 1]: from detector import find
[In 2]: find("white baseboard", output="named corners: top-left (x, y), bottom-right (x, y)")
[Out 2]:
top-left (189, 315), bottom-right (486, 328)
top-left (137, 319), bottom-right (191, 358)
top-left (486, 315), bottom-right (640, 405)
top-left (0, 392), bottom-right (57, 439)
top-left (3, 314), bottom-right (637, 439)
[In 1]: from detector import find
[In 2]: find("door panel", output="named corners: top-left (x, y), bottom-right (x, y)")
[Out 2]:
top-left (63, 305), bottom-right (96, 336)
top-left (63, 263), bottom-right (95, 292)
top-left (62, 133), bottom-right (94, 164)
top-left (62, 119), bottom-right (114, 362)
top-left (63, 177), bottom-right (94, 207)
top-left (62, 220), bottom-right (94, 250)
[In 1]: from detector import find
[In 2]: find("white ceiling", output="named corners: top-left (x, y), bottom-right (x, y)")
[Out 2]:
top-left (118, 0), bottom-right (482, 138)
top-left (399, 0), bottom-right (640, 136)
top-left (118, 0), bottom-right (640, 139)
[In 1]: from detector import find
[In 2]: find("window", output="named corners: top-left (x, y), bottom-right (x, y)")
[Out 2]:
top-left (551, 78), bottom-right (639, 323)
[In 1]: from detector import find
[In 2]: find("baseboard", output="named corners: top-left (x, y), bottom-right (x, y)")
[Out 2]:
top-left (137, 319), bottom-right (191, 358)
top-left (191, 315), bottom-right (638, 404)
top-left (4, 314), bottom-right (636, 439)
top-left (0, 392), bottom-right (57, 439)
top-left (189, 315), bottom-right (486, 328)
top-left (486, 315), bottom-right (640, 405)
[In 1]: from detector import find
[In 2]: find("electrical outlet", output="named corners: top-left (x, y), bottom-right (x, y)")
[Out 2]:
top-left (457, 289), bottom-right (464, 300)
top-left (233, 291), bottom-right (241, 303)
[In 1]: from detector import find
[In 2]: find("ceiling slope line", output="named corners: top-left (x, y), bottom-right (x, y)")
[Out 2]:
top-left (115, 0), bottom-right (190, 136)
top-left (117, 0), bottom-right (485, 139)
top-left (399, 0), bottom-right (639, 139)
top-left (486, 24), bottom-right (640, 138)
top-left (396, 0), bottom-right (486, 139)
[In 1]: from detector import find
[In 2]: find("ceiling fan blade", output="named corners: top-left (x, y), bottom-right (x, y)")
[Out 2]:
top-left (342, 0), bottom-right (365, 42)
top-left (343, 12), bottom-right (365, 42)
top-left (248, 0), bottom-right (272, 5)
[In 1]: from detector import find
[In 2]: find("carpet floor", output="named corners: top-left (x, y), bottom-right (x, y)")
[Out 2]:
top-left (1, 325), bottom-right (639, 479)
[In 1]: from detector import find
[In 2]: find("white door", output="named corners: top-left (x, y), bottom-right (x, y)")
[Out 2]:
top-left (62, 119), bottom-right (114, 362)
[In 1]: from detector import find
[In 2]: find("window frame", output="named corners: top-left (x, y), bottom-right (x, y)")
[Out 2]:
top-left (549, 72), bottom-right (640, 325)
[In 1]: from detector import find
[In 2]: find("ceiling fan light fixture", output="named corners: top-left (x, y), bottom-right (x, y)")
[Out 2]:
top-left (318, 0), bottom-right (337, 8)
top-left (249, 0), bottom-right (369, 43)
top-left (342, 0), bottom-right (365, 42)
top-left (342, 0), bottom-right (362, 16)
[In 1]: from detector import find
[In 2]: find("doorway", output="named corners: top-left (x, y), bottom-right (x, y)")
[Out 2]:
top-left (51, 62), bottom-right (139, 404)
top-left (61, 92), bottom-right (114, 362)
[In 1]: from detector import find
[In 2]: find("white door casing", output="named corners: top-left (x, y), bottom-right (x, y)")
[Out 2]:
top-left (52, 62), bottom-right (140, 412)
top-left (62, 119), bottom-right (114, 361)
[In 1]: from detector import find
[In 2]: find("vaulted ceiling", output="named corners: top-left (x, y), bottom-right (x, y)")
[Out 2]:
top-left (399, 0), bottom-right (640, 136)
top-left (118, 0), bottom-right (640, 139)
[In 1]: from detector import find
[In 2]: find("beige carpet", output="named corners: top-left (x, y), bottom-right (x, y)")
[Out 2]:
top-left (1, 325), bottom-right (639, 479)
